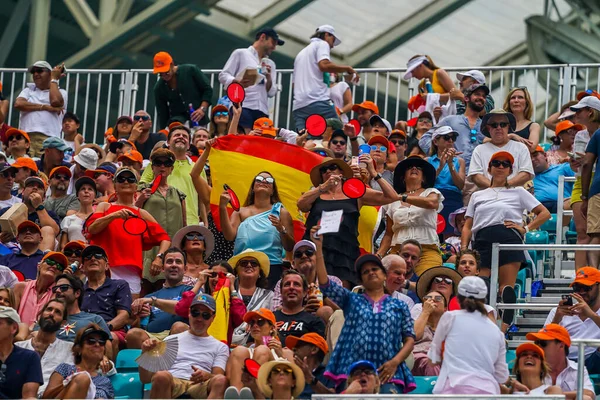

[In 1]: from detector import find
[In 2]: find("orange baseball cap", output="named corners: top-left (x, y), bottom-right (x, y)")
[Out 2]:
top-left (351, 101), bottom-right (379, 114)
top-left (153, 52), bottom-right (173, 74)
top-left (12, 157), bottom-right (38, 173)
top-left (168, 121), bottom-right (183, 131)
top-left (389, 129), bottom-right (407, 138)
top-left (42, 251), bottom-right (68, 269)
top-left (285, 333), bottom-right (329, 354)
top-left (63, 240), bottom-right (86, 251)
top-left (555, 120), bottom-right (584, 136)
top-left (368, 134), bottom-right (389, 149)
top-left (489, 151), bottom-right (514, 165)
top-left (526, 324), bottom-right (571, 347)
top-left (243, 308), bottom-right (276, 326)
top-left (531, 145), bottom-right (545, 154)
top-left (253, 117), bottom-right (276, 137)
top-left (49, 165), bottom-right (72, 179)
top-left (5, 128), bottom-right (30, 143)
top-left (118, 150), bottom-right (143, 164)
top-left (17, 220), bottom-right (41, 235)
top-left (571, 266), bottom-right (600, 287)
top-left (516, 342), bottom-right (545, 360)
top-left (577, 90), bottom-right (600, 101)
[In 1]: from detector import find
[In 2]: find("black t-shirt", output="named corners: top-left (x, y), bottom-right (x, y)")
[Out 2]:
top-left (274, 309), bottom-right (326, 343)
top-left (0, 345), bottom-right (43, 399)
top-left (134, 132), bottom-right (167, 160)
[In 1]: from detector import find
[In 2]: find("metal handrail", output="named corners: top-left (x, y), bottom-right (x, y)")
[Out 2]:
top-left (555, 175), bottom-right (577, 276)
top-left (571, 339), bottom-right (600, 400)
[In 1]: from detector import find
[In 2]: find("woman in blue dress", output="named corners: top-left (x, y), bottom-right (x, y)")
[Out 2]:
top-left (219, 171), bottom-right (295, 289)
top-left (311, 225), bottom-right (416, 394)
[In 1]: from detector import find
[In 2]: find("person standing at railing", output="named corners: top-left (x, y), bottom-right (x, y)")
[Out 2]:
top-left (219, 28), bottom-right (283, 133)
top-left (502, 87), bottom-right (541, 152)
top-left (14, 61), bottom-right (68, 158)
top-left (292, 25), bottom-right (356, 131)
top-left (127, 110), bottom-right (167, 160)
top-left (403, 55), bottom-right (462, 103)
top-left (530, 145), bottom-right (575, 213)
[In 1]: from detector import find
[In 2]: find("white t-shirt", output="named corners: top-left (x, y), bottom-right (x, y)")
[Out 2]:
top-left (386, 188), bottom-right (444, 245)
top-left (467, 140), bottom-right (534, 181)
top-left (61, 214), bottom-right (87, 243)
top-left (543, 358), bottom-right (594, 393)
top-left (574, 129), bottom-right (591, 177)
top-left (0, 196), bottom-right (22, 209)
top-left (329, 82), bottom-right (350, 123)
top-left (544, 307), bottom-right (600, 359)
top-left (293, 38), bottom-right (331, 110)
top-left (165, 331), bottom-right (229, 380)
top-left (466, 187), bottom-right (540, 237)
top-left (17, 83), bottom-right (68, 137)
top-left (392, 290), bottom-right (415, 310)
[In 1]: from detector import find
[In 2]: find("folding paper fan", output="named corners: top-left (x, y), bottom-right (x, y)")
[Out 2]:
top-left (136, 337), bottom-right (179, 372)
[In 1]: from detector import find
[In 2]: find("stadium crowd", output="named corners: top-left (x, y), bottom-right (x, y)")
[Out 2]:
top-left (1, 23), bottom-right (600, 399)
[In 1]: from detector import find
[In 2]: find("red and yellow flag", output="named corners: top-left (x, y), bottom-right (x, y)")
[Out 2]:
top-left (208, 136), bottom-right (379, 252)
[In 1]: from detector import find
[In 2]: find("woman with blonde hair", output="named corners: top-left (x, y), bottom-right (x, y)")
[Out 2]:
top-left (403, 55), bottom-right (462, 103)
top-left (502, 87), bottom-right (540, 151)
top-left (508, 343), bottom-right (562, 395)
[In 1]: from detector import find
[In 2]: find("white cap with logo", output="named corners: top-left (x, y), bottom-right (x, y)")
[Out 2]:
top-left (28, 61), bottom-right (52, 72)
top-left (570, 96), bottom-right (600, 112)
top-left (458, 276), bottom-right (488, 300)
top-left (316, 25), bottom-right (341, 46)
top-left (456, 70), bottom-right (486, 85)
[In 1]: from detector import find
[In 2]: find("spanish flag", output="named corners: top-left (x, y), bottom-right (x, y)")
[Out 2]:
top-left (208, 136), bottom-right (379, 253)
top-left (207, 276), bottom-right (231, 344)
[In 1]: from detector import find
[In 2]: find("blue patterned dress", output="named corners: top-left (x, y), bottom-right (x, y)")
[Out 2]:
top-left (321, 280), bottom-right (416, 393)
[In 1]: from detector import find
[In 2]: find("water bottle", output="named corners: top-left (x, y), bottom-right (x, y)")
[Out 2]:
top-left (425, 78), bottom-right (434, 94)
top-left (188, 103), bottom-right (199, 127)
top-left (70, 261), bottom-right (80, 274)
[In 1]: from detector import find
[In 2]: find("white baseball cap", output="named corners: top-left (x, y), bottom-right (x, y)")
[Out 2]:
top-left (0, 306), bottom-right (21, 324)
top-left (293, 240), bottom-right (316, 254)
top-left (28, 60), bottom-right (52, 72)
top-left (316, 25), bottom-right (341, 46)
top-left (570, 96), bottom-right (600, 112)
top-left (74, 148), bottom-right (99, 171)
top-left (458, 276), bottom-right (488, 300)
top-left (369, 115), bottom-right (392, 133)
top-left (456, 70), bottom-right (486, 85)
top-left (403, 56), bottom-right (428, 80)
top-left (431, 126), bottom-right (459, 141)
top-left (558, 108), bottom-right (576, 120)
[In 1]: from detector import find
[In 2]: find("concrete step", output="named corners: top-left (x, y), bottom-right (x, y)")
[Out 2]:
top-left (542, 278), bottom-right (573, 286)
top-left (507, 340), bottom-right (528, 349)
top-left (530, 296), bottom-right (560, 304)
top-left (539, 287), bottom-right (572, 294)
top-left (523, 310), bottom-right (551, 319)
top-left (541, 292), bottom-right (570, 298)
top-left (515, 317), bottom-right (547, 326)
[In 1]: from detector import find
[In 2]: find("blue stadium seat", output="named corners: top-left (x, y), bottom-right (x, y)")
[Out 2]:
top-left (506, 349), bottom-right (516, 370)
top-left (566, 218), bottom-right (577, 244)
top-left (412, 376), bottom-right (437, 394)
top-left (540, 213), bottom-right (557, 234)
top-left (590, 374), bottom-right (600, 394)
top-left (540, 143), bottom-right (552, 152)
top-left (110, 372), bottom-right (143, 399)
top-left (116, 349), bottom-right (141, 373)
top-left (526, 230), bottom-right (549, 244)
top-left (442, 262), bottom-right (456, 270)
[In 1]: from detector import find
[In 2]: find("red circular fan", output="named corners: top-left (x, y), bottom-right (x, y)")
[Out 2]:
top-left (150, 174), bottom-right (163, 194)
top-left (306, 114), bottom-right (327, 137)
top-left (244, 358), bottom-right (261, 379)
top-left (436, 214), bottom-right (446, 234)
top-left (13, 270), bottom-right (25, 282)
top-left (342, 177), bottom-right (367, 199)
top-left (223, 184), bottom-right (240, 211)
top-left (227, 82), bottom-right (246, 103)
top-left (348, 119), bottom-right (361, 134)
top-left (123, 215), bottom-right (148, 236)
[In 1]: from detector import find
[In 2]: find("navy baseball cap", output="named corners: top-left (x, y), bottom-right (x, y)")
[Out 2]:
top-left (256, 27), bottom-right (284, 46)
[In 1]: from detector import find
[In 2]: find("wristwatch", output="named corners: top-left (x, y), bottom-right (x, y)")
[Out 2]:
top-left (280, 226), bottom-right (287, 235)
top-left (200, 106), bottom-right (208, 113)
top-left (402, 193), bottom-right (408, 202)
top-left (50, 79), bottom-right (59, 85)
top-left (151, 296), bottom-right (157, 306)
top-left (374, 174), bottom-right (382, 181)
top-left (156, 253), bottom-right (163, 259)
top-left (581, 195), bottom-right (588, 201)
top-left (36, 204), bottom-right (45, 211)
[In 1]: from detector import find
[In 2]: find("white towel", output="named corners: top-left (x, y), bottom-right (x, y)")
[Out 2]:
top-left (425, 93), bottom-right (457, 125)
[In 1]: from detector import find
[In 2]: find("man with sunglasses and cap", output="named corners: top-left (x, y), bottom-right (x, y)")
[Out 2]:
top-left (85, 162), bottom-right (116, 202)
top-left (128, 110), bottom-right (167, 160)
top-left (0, 162), bottom-right (21, 209)
top-left (0, 221), bottom-right (44, 280)
top-left (5, 127), bottom-right (31, 162)
top-left (14, 61), bottom-right (67, 157)
top-left (219, 28), bottom-right (283, 131)
top-left (526, 324), bottom-right (595, 399)
top-left (468, 109), bottom-right (534, 189)
top-left (327, 129), bottom-right (350, 161)
top-left (140, 293), bottom-right (229, 399)
top-left (343, 360), bottom-right (381, 394)
top-left (44, 166), bottom-right (79, 220)
top-left (531, 144), bottom-right (576, 213)
top-left (545, 266), bottom-right (600, 374)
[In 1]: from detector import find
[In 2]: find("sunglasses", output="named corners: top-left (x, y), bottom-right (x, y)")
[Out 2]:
top-left (320, 164), bottom-right (339, 174)
top-left (331, 140), bottom-right (346, 146)
top-left (133, 115), bottom-right (150, 121)
top-left (572, 283), bottom-right (596, 293)
top-left (488, 122), bottom-right (509, 129)
top-left (20, 227), bottom-right (39, 235)
top-left (8, 134), bottom-right (25, 141)
top-left (248, 319), bottom-right (269, 327)
top-left (439, 134), bottom-right (457, 142)
top-left (271, 366), bottom-right (293, 375)
top-left (294, 249), bottom-right (315, 258)
top-left (52, 284), bottom-right (72, 293)
top-left (315, 150), bottom-right (328, 157)
top-left (53, 174), bottom-right (70, 181)
top-left (418, 118), bottom-right (432, 124)
top-left (410, 166), bottom-right (423, 171)
top-left (351, 368), bottom-right (377, 377)
top-left (470, 129), bottom-right (477, 144)
top-left (31, 68), bottom-right (47, 74)
top-left (84, 337), bottom-right (107, 346)
top-left (534, 340), bottom-right (553, 348)
top-left (1, 170), bottom-right (15, 179)
top-left (214, 112), bottom-right (229, 117)
top-left (491, 160), bottom-right (511, 168)
top-left (190, 309), bottom-right (214, 320)
top-left (390, 139), bottom-right (406, 146)
top-left (153, 159), bottom-right (174, 168)
top-left (371, 145), bottom-right (387, 152)
top-left (237, 260), bottom-right (259, 269)
top-left (185, 233), bottom-right (204, 241)
top-left (433, 276), bottom-right (453, 285)
top-left (116, 175), bottom-right (137, 184)
top-left (94, 172), bottom-right (109, 179)
top-left (45, 258), bottom-right (66, 271)
top-left (511, 86), bottom-right (529, 91)
top-left (64, 249), bottom-right (82, 257)
top-left (423, 295), bottom-right (444, 302)
top-left (83, 253), bottom-right (106, 261)
top-left (255, 176), bottom-right (274, 184)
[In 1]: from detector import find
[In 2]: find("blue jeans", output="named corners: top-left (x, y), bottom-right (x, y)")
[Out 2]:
top-left (239, 108), bottom-right (268, 130)
top-left (293, 100), bottom-right (338, 131)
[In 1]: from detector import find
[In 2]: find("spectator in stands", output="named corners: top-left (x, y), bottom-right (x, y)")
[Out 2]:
top-left (67, 147), bottom-right (98, 195)
top-left (509, 343), bottom-right (562, 395)
top-left (85, 163), bottom-right (116, 203)
top-left (52, 274), bottom-right (112, 345)
top-left (388, 130), bottom-right (407, 163)
top-left (403, 55), bottom-right (460, 102)
top-left (462, 151), bottom-right (549, 323)
top-left (61, 241), bottom-right (86, 280)
top-left (139, 293), bottom-right (228, 399)
top-left (379, 156), bottom-right (442, 274)
top-left (192, 128), bottom-right (210, 151)
top-left (429, 276), bottom-right (508, 394)
top-left (292, 25), bottom-right (355, 130)
top-left (367, 135), bottom-right (394, 190)
top-left (256, 360), bottom-right (305, 400)
top-left (0, 163), bottom-right (21, 208)
top-left (220, 171), bottom-right (295, 288)
top-left (0, 306), bottom-right (43, 399)
top-left (330, 73), bottom-right (352, 124)
top-left (219, 28), bottom-right (282, 131)
top-left (113, 115), bottom-right (133, 139)
top-left (381, 255), bottom-right (415, 309)
top-left (327, 129), bottom-right (349, 161)
top-left (61, 111), bottom-right (83, 158)
top-left (126, 248), bottom-right (193, 348)
top-left (352, 101), bottom-right (379, 144)
top-left (455, 70), bottom-right (495, 115)
top-left (544, 99), bottom-right (579, 131)
top-left (118, 149), bottom-right (143, 173)
top-left (172, 225), bottom-right (214, 285)
top-left (341, 360), bottom-right (381, 395)
top-left (43, 324), bottom-right (114, 399)
top-left (86, 168), bottom-right (170, 295)
top-left (14, 61), bottom-right (67, 157)
top-left (443, 207), bottom-right (467, 259)
top-left (547, 120), bottom-right (582, 165)
top-left (44, 166), bottom-right (79, 220)
top-left (12, 156), bottom-right (39, 196)
top-left (208, 105), bottom-right (231, 138)
top-left (455, 249), bottom-right (480, 277)
top-left (15, 298), bottom-right (73, 396)
top-left (503, 87), bottom-right (540, 151)
top-left (531, 145), bottom-right (575, 213)
top-left (128, 111), bottom-right (167, 160)
top-left (397, 239), bottom-right (421, 303)
top-left (0, 221), bottom-right (44, 280)
top-left (13, 251), bottom-right (66, 325)
top-left (526, 324), bottom-right (595, 399)
top-left (427, 126), bottom-right (465, 233)
top-left (60, 177), bottom-right (95, 248)
top-left (407, 111), bottom-right (433, 156)
top-left (299, 157), bottom-right (398, 288)
top-left (545, 267), bottom-right (600, 374)
top-left (286, 333), bottom-right (333, 398)
top-left (412, 267), bottom-right (461, 319)
top-left (314, 232), bottom-right (415, 394)
top-left (5, 128), bottom-right (30, 162)
top-left (412, 289), bottom-right (447, 376)
top-left (468, 109), bottom-right (534, 189)
top-left (369, 115), bottom-right (392, 137)
top-left (36, 137), bottom-right (71, 177)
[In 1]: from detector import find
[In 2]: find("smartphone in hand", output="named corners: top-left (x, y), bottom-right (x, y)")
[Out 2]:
top-left (562, 294), bottom-right (573, 306)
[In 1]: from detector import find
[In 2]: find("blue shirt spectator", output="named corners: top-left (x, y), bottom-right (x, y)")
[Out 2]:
top-left (428, 155), bottom-right (462, 194)
top-left (585, 127), bottom-right (600, 198)
top-left (144, 285), bottom-right (192, 333)
top-left (0, 248), bottom-right (44, 280)
top-left (54, 312), bottom-right (112, 342)
top-left (0, 345), bottom-right (43, 399)
top-left (81, 278), bottom-right (132, 324)
top-left (531, 146), bottom-right (575, 213)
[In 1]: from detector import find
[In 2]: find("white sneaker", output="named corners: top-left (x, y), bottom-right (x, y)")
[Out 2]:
top-left (224, 386), bottom-right (240, 400)
top-left (240, 387), bottom-right (255, 399)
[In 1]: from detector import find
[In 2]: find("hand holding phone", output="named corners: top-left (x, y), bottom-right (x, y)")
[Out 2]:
top-left (562, 294), bottom-right (573, 307)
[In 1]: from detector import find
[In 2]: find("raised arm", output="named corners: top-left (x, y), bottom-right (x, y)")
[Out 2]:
top-left (191, 140), bottom-right (212, 208)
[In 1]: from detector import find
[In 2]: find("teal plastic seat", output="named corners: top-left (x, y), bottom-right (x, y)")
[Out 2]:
top-left (442, 262), bottom-right (456, 270)
top-left (526, 230), bottom-right (549, 244)
top-left (590, 374), bottom-right (600, 394)
top-left (110, 372), bottom-right (143, 399)
top-left (540, 213), bottom-right (557, 234)
top-left (412, 376), bottom-right (437, 394)
top-left (540, 143), bottom-right (552, 152)
top-left (566, 219), bottom-right (577, 244)
top-left (506, 349), bottom-right (517, 370)
top-left (116, 349), bottom-right (141, 373)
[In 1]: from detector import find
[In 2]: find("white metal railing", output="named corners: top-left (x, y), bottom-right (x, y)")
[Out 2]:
top-left (555, 175), bottom-right (577, 275)
top-left (572, 339), bottom-right (600, 400)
